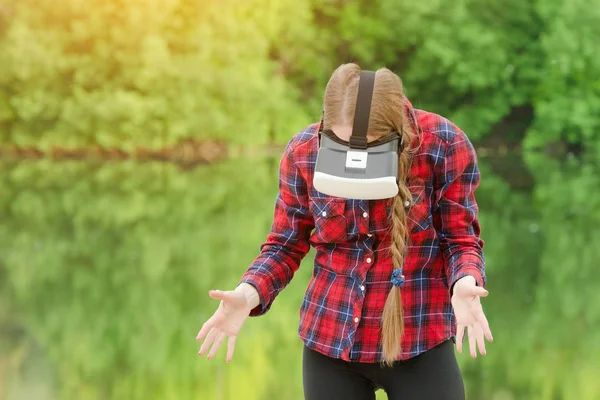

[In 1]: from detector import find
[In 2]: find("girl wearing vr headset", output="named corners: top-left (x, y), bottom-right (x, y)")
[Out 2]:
top-left (197, 63), bottom-right (492, 400)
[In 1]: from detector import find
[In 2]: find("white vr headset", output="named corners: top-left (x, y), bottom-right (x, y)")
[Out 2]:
top-left (313, 70), bottom-right (404, 200)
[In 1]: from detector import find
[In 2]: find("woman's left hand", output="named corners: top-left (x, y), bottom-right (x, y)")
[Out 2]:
top-left (451, 275), bottom-right (493, 358)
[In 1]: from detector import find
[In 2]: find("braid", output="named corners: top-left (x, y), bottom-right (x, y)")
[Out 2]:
top-left (380, 145), bottom-right (413, 366)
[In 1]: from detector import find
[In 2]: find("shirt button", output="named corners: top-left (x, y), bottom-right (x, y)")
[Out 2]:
top-left (354, 317), bottom-right (359, 323)
top-left (321, 211), bottom-right (327, 217)
top-left (362, 212), bottom-right (368, 218)
top-left (366, 257), bottom-right (372, 264)
top-left (360, 285), bottom-right (365, 291)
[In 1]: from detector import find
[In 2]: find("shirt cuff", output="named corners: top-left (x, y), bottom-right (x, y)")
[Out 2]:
top-left (448, 255), bottom-right (486, 295)
top-left (238, 276), bottom-right (270, 317)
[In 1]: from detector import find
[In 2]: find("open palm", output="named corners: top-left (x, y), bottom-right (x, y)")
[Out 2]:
top-left (196, 290), bottom-right (251, 362)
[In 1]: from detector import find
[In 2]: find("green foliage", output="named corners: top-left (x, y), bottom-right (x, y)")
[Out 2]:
top-left (526, 0), bottom-right (600, 155)
top-left (0, 158), bottom-right (307, 399)
top-left (0, 0), bottom-right (311, 150)
top-left (2, 0), bottom-right (600, 153)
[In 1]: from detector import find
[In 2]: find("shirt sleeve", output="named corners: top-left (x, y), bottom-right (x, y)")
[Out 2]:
top-left (238, 136), bottom-right (314, 316)
top-left (434, 130), bottom-right (486, 294)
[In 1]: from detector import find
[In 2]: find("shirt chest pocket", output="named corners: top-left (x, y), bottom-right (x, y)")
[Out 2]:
top-left (309, 198), bottom-right (349, 243)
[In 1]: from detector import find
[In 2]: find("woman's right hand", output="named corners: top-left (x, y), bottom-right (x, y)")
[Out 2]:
top-left (196, 284), bottom-right (259, 362)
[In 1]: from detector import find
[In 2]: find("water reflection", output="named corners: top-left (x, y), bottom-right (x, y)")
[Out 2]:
top-left (0, 154), bottom-right (598, 400)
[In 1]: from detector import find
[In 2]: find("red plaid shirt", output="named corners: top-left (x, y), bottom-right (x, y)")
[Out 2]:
top-left (239, 99), bottom-right (486, 363)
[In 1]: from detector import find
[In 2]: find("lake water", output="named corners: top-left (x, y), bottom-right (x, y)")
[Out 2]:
top-left (1, 152), bottom-right (599, 400)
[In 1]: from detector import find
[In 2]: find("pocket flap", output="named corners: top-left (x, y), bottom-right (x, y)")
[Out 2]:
top-left (310, 198), bottom-right (346, 219)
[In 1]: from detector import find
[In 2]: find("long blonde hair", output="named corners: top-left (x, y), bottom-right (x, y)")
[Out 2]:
top-left (322, 63), bottom-right (416, 366)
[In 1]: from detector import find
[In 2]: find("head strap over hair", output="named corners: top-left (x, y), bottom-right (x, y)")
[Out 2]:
top-left (318, 69), bottom-right (404, 155)
top-left (349, 71), bottom-right (376, 150)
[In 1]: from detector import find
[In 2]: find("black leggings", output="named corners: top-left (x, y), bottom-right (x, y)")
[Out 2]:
top-left (302, 340), bottom-right (465, 400)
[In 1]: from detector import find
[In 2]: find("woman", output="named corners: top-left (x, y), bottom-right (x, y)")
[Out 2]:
top-left (196, 63), bottom-right (493, 400)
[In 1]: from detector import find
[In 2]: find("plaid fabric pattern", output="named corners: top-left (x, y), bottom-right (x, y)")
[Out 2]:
top-left (239, 99), bottom-right (486, 362)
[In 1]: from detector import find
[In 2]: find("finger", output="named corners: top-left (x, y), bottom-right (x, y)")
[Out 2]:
top-left (209, 290), bottom-right (238, 304)
top-left (456, 324), bottom-right (465, 353)
top-left (207, 331), bottom-right (226, 360)
top-left (473, 323), bottom-right (486, 356)
top-left (468, 325), bottom-right (476, 358)
top-left (196, 319), bottom-right (215, 342)
top-left (226, 336), bottom-right (237, 363)
top-left (477, 309), bottom-right (494, 342)
top-left (466, 285), bottom-right (489, 298)
top-left (199, 328), bottom-right (218, 356)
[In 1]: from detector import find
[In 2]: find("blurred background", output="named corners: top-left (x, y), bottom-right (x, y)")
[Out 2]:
top-left (0, 0), bottom-right (599, 399)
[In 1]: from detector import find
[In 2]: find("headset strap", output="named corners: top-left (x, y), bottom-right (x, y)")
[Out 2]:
top-left (349, 71), bottom-right (375, 149)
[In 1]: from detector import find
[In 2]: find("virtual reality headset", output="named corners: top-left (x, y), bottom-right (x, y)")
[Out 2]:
top-left (313, 70), bottom-right (405, 200)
